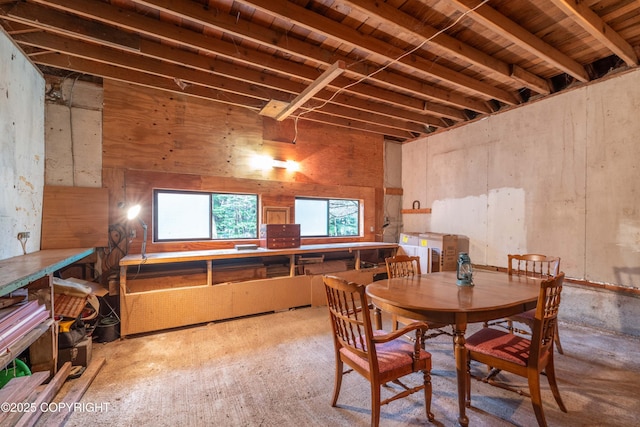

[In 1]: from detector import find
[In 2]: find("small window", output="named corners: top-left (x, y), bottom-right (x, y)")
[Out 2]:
top-left (295, 197), bottom-right (360, 237)
top-left (154, 190), bottom-right (258, 241)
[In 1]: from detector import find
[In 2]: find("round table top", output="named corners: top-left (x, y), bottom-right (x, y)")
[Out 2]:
top-left (366, 269), bottom-right (540, 323)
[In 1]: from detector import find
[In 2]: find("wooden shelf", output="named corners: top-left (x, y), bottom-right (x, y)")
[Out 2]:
top-left (0, 248), bottom-right (95, 371)
top-left (401, 208), bottom-right (432, 214)
top-left (384, 187), bottom-right (403, 195)
top-left (0, 319), bottom-right (53, 369)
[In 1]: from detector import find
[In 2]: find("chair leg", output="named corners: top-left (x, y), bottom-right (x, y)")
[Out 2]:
top-left (423, 370), bottom-right (435, 421)
top-left (554, 324), bottom-right (564, 355)
top-left (528, 370), bottom-right (548, 427)
top-left (545, 356), bottom-right (567, 412)
top-left (371, 383), bottom-right (381, 427)
top-left (331, 358), bottom-right (343, 407)
top-left (465, 356), bottom-right (471, 407)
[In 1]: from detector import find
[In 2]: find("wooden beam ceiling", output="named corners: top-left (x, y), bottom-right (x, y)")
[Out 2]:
top-left (1, 0), bottom-right (639, 142)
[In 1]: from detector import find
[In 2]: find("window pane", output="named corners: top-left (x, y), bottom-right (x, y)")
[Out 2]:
top-left (295, 199), bottom-right (328, 236)
top-left (156, 192), bottom-right (211, 240)
top-left (296, 197), bottom-right (359, 237)
top-left (329, 199), bottom-right (359, 236)
top-left (212, 194), bottom-right (258, 239)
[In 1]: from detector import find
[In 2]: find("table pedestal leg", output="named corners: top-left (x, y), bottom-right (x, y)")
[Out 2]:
top-left (454, 321), bottom-right (469, 427)
top-left (372, 306), bottom-right (382, 330)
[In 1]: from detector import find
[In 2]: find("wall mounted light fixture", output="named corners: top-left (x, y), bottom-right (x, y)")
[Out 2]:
top-left (251, 155), bottom-right (299, 172)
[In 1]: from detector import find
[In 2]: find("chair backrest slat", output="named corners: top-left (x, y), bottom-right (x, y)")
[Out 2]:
top-left (508, 254), bottom-right (560, 278)
top-left (324, 275), bottom-right (374, 360)
top-left (531, 272), bottom-right (564, 362)
top-left (386, 255), bottom-right (421, 278)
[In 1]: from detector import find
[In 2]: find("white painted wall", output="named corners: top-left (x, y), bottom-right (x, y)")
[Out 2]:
top-left (402, 68), bottom-right (640, 336)
top-left (0, 30), bottom-right (45, 260)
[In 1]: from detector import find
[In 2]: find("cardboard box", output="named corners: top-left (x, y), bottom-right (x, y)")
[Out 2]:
top-left (418, 232), bottom-right (460, 272)
top-left (57, 337), bottom-right (92, 369)
top-left (399, 232), bottom-right (428, 247)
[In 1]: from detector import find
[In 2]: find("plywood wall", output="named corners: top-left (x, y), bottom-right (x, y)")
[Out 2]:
top-left (402, 68), bottom-right (640, 288)
top-left (101, 80), bottom-right (384, 253)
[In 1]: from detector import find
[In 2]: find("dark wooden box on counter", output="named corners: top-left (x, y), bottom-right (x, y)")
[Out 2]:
top-left (260, 224), bottom-right (301, 249)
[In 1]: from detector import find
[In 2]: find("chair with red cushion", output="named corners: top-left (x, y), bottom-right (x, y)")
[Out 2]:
top-left (485, 254), bottom-right (563, 354)
top-left (466, 272), bottom-right (567, 427)
top-left (323, 274), bottom-right (435, 427)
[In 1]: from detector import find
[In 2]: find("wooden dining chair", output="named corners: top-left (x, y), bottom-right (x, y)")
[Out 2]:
top-left (385, 255), bottom-right (452, 342)
top-left (505, 254), bottom-right (563, 354)
top-left (466, 272), bottom-right (567, 427)
top-left (323, 275), bottom-right (435, 427)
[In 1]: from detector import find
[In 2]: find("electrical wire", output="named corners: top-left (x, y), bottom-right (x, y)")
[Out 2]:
top-left (291, 0), bottom-right (491, 139)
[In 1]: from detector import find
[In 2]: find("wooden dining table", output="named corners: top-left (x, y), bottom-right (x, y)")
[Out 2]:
top-left (366, 269), bottom-right (540, 427)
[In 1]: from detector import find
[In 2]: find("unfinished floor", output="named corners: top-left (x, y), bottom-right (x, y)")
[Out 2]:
top-left (43, 306), bottom-right (640, 426)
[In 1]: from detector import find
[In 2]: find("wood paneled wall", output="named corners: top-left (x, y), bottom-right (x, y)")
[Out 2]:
top-left (102, 81), bottom-right (384, 253)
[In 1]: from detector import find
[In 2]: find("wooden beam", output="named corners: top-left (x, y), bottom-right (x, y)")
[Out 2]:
top-left (7, 1), bottom-right (453, 127)
top-left (449, 0), bottom-right (590, 82)
top-left (275, 60), bottom-right (345, 121)
top-left (238, 0), bottom-right (522, 105)
top-left (131, 0), bottom-right (494, 113)
top-left (23, 0), bottom-right (476, 120)
top-left (510, 65), bottom-right (551, 95)
top-left (342, 0), bottom-right (549, 96)
top-left (549, 0), bottom-right (638, 66)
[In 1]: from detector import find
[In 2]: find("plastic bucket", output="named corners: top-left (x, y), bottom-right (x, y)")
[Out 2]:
top-left (94, 316), bottom-right (120, 342)
top-left (0, 359), bottom-right (31, 388)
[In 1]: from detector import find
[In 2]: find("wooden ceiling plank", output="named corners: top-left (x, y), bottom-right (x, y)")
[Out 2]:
top-left (27, 0), bottom-right (471, 120)
top-left (448, 0), bottom-right (591, 82)
top-left (14, 32), bottom-right (429, 133)
top-left (549, 0), bottom-right (638, 66)
top-left (235, 0), bottom-right (522, 105)
top-left (130, 0), bottom-right (477, 117)
top-left (33, 52), bottom-right (264, 109)
top-left (3, 1), bottom-right (139, 51)
top-left (5, 4), bottom-right (445, 128)
top-left (341, 0), bottom-right (550, 95)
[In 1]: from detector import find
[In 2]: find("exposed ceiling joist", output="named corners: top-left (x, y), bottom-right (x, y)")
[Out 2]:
top-left (549, 0), bottom-right (638, 66)
top-left (1, 0), bottom-right (638, 142)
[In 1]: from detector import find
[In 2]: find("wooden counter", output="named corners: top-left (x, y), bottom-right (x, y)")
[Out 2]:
top-left (119, 242), bottom-right (397, 336)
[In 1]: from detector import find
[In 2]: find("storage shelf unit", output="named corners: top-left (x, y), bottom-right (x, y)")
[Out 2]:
top-left (119, 242), bottom-right (397, 337)
top-left (0, 247), bottom-right (95, 370)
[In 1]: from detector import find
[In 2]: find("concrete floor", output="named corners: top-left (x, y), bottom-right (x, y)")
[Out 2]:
top-left (40, 306), bottom-right (640, 426)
